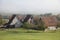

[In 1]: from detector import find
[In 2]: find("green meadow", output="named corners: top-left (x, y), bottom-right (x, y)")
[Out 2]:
top-left (0, 28), bottom-right (60, 40)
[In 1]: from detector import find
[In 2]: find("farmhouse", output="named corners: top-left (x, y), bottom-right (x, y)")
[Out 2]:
top-left (1, 14), bottom-right (33, 28)
top-left (41, 16), bottom-right (57, 30)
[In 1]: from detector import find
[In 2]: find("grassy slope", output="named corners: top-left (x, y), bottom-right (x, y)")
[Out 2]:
top-left (0, 28), bottom-right (60, 40)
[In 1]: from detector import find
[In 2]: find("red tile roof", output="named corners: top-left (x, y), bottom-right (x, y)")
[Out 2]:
top-left (41, 16), bottom-right (57, 27)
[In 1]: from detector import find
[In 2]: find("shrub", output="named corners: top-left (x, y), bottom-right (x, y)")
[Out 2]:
top-left (37, 24), bottom-right (45, 30)
top-left (34, 18), bottom-right (45, 30)
top-left (23, 22), bottom-right (45, 31)
top-left (23, 22), bottom-right (33, 29)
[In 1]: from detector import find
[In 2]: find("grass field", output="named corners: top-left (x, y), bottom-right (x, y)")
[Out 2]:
top-left (0, 28), bottom-right (60, 40)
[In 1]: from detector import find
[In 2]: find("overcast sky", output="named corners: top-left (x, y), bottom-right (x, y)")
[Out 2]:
top-left (0, 0), bottom-right (60, 14)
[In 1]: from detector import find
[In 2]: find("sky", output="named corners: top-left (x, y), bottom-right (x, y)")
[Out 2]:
top-left (0, 0), bottom-right (60, 15)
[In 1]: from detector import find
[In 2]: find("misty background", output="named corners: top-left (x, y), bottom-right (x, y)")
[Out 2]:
top-left (0, 0), bottom-right (60, 15)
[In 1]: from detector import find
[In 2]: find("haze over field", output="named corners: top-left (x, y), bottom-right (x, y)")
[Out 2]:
top-left (0, 0), bottom-right (60, 15)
